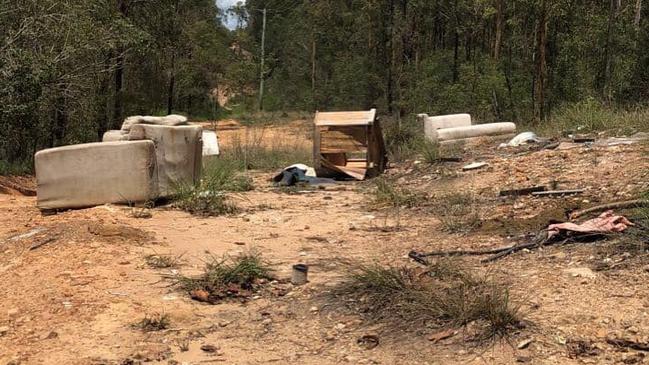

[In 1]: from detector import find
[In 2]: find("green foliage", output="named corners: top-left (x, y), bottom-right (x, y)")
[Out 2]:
top-left (176, 251), bottom-right (274, 300)
top-left (172, 158), bottom-right (252, 216)
top-left (371, 177), bottom-right (427, 208)
top-left (221, 128), bottom-right (312, 171)
top-left (532, 99), bottom-right (649, 137)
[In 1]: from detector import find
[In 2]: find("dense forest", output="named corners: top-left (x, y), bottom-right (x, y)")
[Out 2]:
top-left (1, 0), bottom-right (648, 167)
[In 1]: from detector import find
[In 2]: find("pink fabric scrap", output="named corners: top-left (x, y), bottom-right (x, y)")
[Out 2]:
top-left (547, 210), bottom-right (634, 239)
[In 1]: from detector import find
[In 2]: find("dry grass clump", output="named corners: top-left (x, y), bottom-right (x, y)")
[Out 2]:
top-left (371, 177), bottom-right (428, 208)
top-left (331, 260), bottom-right (523, 341)
top-left (174, 251), bottom-right (274, 304)
top-left (435, 192), bottom-right (482, 234)
top-left (145, 253), bottom-right (183, 269)
top-left (132, 313), bottom-right (171, 332)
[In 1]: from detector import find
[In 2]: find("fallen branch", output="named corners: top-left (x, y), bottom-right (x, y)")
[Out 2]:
top-left (569, 199), bottom-right (649, 220)
top-left (532, 189), bottom-right (584, 197)
top-left (411, 232), bottom-right (609, 264)
top-left (606, 337), bottom-right (649, 352)
top-left (29, 237), bottom-right (56, 250)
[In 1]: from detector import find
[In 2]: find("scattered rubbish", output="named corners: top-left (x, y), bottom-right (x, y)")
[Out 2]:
top-left (410, 210), bottom-right (633, 263)
top-left (272, 164), bottom-right (335, 186)
top-left (120, 114), bottom-right (188, 133)
top-left (547, 210), bottom-right (633, 239)
top-left (419, 113), bottom-right (517, 144)
top-left (357, 334), bottom-right (380, 350)
top-left (570, 135), bottom-right (595, 143)
top-left (517, 338), bottom-right (534, 349)
top-left (531, 189), bottom-right (584, 197)
top-left (291, 264), bottom-right (309, 285)
top-left (313, 109), bottom-right (387, 180)
top-left (499, 132), bottom-right (541, 148)
top-left (428, 329), bottom-right (456, 343)
top-left (37, 114), bottom-right (203, 210)
top-left (596, 132), bottom-right (649, 147)
top-left (202, 130), bottom-right (220, 158)
top-left (462, 162), bottom-right (488, 171)
top-left (499, 186), bottom-right (547, 197)
top-left (570, 199), bottom-right (649, 220)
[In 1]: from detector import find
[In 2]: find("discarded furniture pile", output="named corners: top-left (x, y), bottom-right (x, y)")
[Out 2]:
top-left (313, 109), bottom-right (387, 180)
top-left (417, 113), bottom-right (516, 144)
top-left (35, 115), bottom-right (219, 211)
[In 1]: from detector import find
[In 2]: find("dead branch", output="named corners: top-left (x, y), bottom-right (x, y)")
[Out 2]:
top-left (569, 199), bottom-right (649, 220)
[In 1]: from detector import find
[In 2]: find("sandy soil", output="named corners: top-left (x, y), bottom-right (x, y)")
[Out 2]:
top-left (1, 123), bottom-right (649, 365)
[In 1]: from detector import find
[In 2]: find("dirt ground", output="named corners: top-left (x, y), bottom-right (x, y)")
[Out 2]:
top-left (1, 121), bottom-right (649, 365)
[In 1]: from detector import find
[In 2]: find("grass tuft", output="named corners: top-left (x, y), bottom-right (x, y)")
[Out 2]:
top-left (145, 254), bottom-right (183, 269)
top-left (172, 158), bottom-right (251, 216)
top-left (132, 313), bottom-right (171, 332)
top-left (435, 192), bottom-right (482, 234)
top-left (175, 251), bottom-right (274, 303)
top-left (371, 177), bottom-right (428, 208)
top-left (333, 260), bottom-right (522, 341)
top-left (222, 127), bottom-right (312, 171)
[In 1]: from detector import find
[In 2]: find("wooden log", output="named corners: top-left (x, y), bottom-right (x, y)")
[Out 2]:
top-left (499, 186), bottom-right (547, 197)
top-left (532, 189), bottom-right (584, 197)
top-left (569, 199), bottom-right (649, 220)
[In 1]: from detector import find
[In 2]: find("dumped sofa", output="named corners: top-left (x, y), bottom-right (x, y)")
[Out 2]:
top-left (417, 113), bottom-right (516, 143)
top-left (35, 115), bottom-right (204, 210)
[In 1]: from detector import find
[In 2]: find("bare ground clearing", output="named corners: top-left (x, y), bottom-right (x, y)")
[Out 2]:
top-left (1, 121), bottom-right (649, 364)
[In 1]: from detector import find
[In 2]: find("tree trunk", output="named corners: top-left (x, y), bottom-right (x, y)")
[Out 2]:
top-left (635, 0), bottom-right (642, 29)
top-left (311, 35), bottom-right (316, 93)
top-left (534, 0), bottom-right (548, 123)
top-left (386, 0), bottom-right (395, 114)
top-left (167, 51), bottom-right (175, 115)
top-left (604, 0), bottom-right (619, 104)
top-left (494, 0), bottom-right (504, 60)
top-left (113, 0), bottom-right (128, 128)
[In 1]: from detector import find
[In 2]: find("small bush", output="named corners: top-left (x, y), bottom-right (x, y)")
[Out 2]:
top-left (175, 251), bottom-right (274, 303)
top-left (0, 159), bottom-right (32, 176)
top-left (172, 159), bottom-right (250, 216)
top-left (420, 140), bottom-right (441, 164)
top-left (173, 187), bottom-right (239, 216)
top-left (334, 260), bottom-right (522, 340)
top-left (371, 177), bottom-right (428, 208)
top-left (132, 313), bottom-right (171, 332)
top-left (383, 116), bottom-right (426, 162)
top-left (202, 159), bottom-right (253, 192)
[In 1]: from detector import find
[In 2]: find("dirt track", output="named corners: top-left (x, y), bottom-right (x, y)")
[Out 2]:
top-left (1, 124), bottom-right (649, 364)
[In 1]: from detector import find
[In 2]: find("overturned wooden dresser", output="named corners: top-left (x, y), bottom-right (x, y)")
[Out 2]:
top-left (313, 109), bottom-right (387, 180)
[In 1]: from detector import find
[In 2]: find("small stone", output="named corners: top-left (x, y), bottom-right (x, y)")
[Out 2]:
top-left (564, 267), bottom-right (596, 279)
top-left (0, 326), bottom-right (9, 336)
top-left (7, 308), bottom-right (19, 317)
top-left (335, 323), bottom-right (346, 331)
top-left (517, 338), bottom-right (533, 349)
top-left (310, 306), bottom-right (319, 312)
top-left (262, 318), bottom-right (272, 325)
top-left (200, 344), bottom-right (219, 353)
